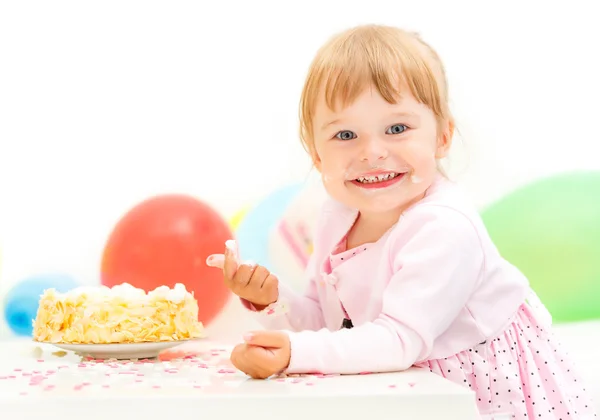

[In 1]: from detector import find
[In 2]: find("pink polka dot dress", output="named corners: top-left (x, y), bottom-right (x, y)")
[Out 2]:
top-left (329, 238), bottom-right (597, 419)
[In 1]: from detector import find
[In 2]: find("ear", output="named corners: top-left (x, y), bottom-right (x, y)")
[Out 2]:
top-left (310, 147), bottom-right (322, 172)
top-left (435, 119), bottom-right (454, 159)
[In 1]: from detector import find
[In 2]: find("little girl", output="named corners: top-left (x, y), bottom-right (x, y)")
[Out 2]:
top-left (207, 24), bottom-right (596, 419)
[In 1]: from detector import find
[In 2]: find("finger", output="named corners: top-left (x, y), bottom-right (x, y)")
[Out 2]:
top-left (206, 254), bottom-right (225, 269)
top-left (244, 346), bottom-right (281, 379)
top-left (261, 273), bottom-right (278, 290)
top-left (243, 331), bottom-right (288, 348)
top-left (231, 344), bottom-right (262, 379)
top-left (249, 265), bottom-right (270, 289)
top-left (225, 239), bottom-right (240, 263)
top-left (223, 246), bottom-right (239, 281)
top-left (232, 262), bottom-right (257, 288)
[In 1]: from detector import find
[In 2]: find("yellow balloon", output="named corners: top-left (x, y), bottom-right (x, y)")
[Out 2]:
top-left (229, 205), bottom-right (252, 231)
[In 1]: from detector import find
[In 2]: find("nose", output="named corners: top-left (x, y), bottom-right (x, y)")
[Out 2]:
top-left (360, 135), bottom-right (388, 163)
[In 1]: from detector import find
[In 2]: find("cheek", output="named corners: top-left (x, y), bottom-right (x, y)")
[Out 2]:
top-left (316, 149), bottom-right (349, 181)
top-left (401, 138), bottom-right (438, 170)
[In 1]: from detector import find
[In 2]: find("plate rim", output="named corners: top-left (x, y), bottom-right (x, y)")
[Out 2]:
top-left (33, 338), bottom-right (197, 347)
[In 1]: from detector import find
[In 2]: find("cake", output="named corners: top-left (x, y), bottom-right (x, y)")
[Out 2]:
top-left (32, 283), bottom-right (205, 344)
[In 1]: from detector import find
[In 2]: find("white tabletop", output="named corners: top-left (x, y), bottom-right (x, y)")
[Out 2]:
top-left (0, 338), bottom-right (480, 420)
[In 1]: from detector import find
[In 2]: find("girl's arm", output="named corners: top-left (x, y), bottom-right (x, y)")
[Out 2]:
top-left (283, 206), bottom-right (485, 374)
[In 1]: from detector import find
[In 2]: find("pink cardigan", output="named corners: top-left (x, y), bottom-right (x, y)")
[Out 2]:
top-left (243, 177), bottom-right (532, 375)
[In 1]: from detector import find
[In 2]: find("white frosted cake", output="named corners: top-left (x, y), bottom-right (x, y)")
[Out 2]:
top-left (33, 283), bottom-right (205, 344)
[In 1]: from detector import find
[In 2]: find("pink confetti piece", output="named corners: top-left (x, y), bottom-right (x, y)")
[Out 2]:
top-left (408, 382), bottom-right (416, 388)
top-left (305, 382), bottom-right (314, 386)
top-left (358, 371), bottom-right (372, 375)
top-left (290, 378), bottom-right (302, 384)
top-left (14, 368), bottom-right (23, 372)
top-left (19, 392), bottom-right (28, 396)
top-left (73, 385), bottom-right (84, 391)
top-left (58, 365), bottom-right (69, 369)
top-left (82, 382), bottom-right (91, 386)
top-left (46, 370), bottom-right (56, 374)
top-left (0, 376), bottom-right (8, 380)
top-left (193, 385), bottom-right (202, 389)
top-left (152, 385), bottom-right (161, 389)
top-left (43, 385), bottom-right (55, 391)
top-left (32, 370), bottom-right (41, 374)
top-left (388, 384), bottom-right (397, 389)
top-left (135, 379), bottom-right (143, 383)
top-left (77, 364), bottom-right (87, 368)
top-left (102, 384), bottom-right (110, 388)
top-left (8, 375), bottom-right (17, 379)
top-left (36, 359), bottom-right (44, 363)
top-left (22, 372), bottom-right (32, 377)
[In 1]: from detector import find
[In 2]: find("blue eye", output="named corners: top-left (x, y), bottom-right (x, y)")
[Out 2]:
top-left (386, 124), bottom-right (408, 135)
top-left (335, 130), bottom-right (356, 141)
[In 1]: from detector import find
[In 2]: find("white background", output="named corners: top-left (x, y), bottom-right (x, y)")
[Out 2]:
top-left (1, 1), bottom-right (599, 339)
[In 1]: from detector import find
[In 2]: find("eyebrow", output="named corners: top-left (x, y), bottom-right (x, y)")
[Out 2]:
top-left (320, 111), bottom-right (420, 130)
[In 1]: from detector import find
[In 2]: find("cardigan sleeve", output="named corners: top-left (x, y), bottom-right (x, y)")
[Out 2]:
top-left (284, 205), bottom-right (485, 374)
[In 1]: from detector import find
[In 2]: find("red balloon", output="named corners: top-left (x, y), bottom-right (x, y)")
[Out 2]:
top-left (101, 194), bottom-right (232, 325)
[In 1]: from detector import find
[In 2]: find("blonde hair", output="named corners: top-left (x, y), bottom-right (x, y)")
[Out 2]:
top-left (299, 24), bottom-right (454, 155)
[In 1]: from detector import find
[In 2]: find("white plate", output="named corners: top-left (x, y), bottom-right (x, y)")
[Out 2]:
top-left (46, 340), bottom-right (192, 360)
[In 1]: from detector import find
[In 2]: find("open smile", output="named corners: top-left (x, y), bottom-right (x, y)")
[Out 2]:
top-left (349, 171), bottom-right (406, 189)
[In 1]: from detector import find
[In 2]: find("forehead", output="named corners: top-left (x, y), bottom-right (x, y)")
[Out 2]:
top-left (313, 86), bottom-right (425, 128)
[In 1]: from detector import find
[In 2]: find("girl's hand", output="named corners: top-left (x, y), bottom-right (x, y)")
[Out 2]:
top-left (230, 331), bottom-right (291, 379)
top-left (206, 240), bottom-right (279, 308)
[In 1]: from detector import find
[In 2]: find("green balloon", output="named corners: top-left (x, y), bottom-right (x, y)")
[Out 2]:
top-left (481, 171), bottom-right (600, 323)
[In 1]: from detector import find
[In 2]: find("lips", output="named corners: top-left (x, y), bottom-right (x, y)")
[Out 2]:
top-left (355, 172), bottom-right (401, 184)
top-left (349, 171), bottom-right (406, 189)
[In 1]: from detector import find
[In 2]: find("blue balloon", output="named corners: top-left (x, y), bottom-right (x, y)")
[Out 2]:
top-left (3, 273), bottom-right (80, 337)
top-left (236, 183), bottom-right (303, 267)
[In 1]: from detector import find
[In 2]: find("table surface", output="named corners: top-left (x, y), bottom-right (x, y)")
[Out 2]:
top-left (0, 338), bottom-right (480, 420)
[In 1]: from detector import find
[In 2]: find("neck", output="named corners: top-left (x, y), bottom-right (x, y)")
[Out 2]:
top-left (349, 191), bottom-right (427, 247)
